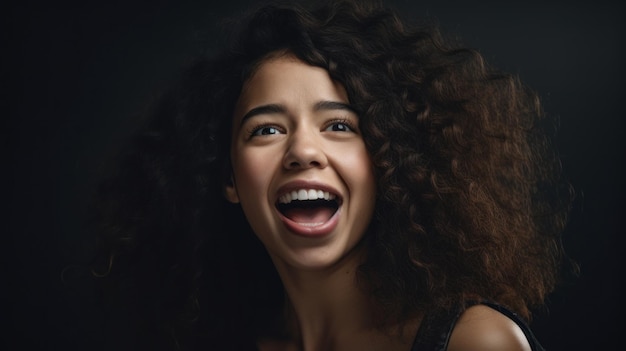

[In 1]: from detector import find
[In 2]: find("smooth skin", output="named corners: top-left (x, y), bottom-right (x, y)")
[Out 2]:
top-left (448, 305), bottom-right (532, 351)
top-left (225, 53), bottom-right (532, 351)
top-left (226, 53), bottom-right (376, 272)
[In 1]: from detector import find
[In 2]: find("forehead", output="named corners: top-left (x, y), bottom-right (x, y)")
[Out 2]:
top-left (233, 54), bottom-right (349, 120)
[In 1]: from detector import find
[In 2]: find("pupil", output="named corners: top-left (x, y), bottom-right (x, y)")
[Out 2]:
top-left (263, 127), bottom-right (277, 135)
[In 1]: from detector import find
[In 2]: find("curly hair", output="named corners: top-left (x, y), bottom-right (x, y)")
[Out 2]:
top-left (90, 0), bottom-right (571, 349)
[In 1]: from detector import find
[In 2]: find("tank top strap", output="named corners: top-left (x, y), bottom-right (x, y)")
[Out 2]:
top-left (410, 304), bottom-right (462, 351)
top-left (410, 301), bottom-right (545, 351)
top-left (479, 301), bottom-right (545, 351)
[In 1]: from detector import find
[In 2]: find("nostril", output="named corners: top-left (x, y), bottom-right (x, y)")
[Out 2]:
top-left (282, 142), bottom-right (328, 169)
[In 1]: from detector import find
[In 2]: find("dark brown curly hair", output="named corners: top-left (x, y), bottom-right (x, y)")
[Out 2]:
top-left (90, 0), bottom-right (571, 349)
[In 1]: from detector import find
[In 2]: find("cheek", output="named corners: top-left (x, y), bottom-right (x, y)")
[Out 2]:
top-left (233, 153), bottom-right (268, 193)
top-left (231, 148), bottom-right (278, 215)
top-left (343, 145), bottom-right (375, 189)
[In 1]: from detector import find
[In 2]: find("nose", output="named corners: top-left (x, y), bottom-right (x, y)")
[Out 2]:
top-left (282, 129), bottom-right (328, 170)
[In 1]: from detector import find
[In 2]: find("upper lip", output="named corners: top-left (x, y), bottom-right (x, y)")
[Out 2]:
top-left (275, 180), bottom-right (343, 204)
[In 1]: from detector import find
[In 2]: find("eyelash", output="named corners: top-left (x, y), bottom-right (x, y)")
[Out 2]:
top-left (247, 124), bottom-right (285, 139)
top-left (246, 117), bottom-right (358, 139)
top-left (324, 118), bottom-right (358, 133)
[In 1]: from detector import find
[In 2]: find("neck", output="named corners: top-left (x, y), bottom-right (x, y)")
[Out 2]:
top-left (269, 248), bottom-right (417, 351)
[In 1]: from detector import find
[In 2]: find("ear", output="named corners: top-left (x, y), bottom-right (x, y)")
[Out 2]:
top-left (223, 175), bottom-right (240, 203)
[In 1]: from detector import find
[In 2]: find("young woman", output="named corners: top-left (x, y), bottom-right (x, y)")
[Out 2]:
top-left (91, 1), bottom-right (571, 350)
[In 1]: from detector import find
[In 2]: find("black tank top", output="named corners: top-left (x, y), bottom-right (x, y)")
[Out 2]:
top-left (410, 301), bottom-right (545, 351)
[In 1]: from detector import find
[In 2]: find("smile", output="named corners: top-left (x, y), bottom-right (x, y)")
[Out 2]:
top-left (275, 187), bottom-right (342, 237)
top-left (278, 189), bottom-right (337, 203)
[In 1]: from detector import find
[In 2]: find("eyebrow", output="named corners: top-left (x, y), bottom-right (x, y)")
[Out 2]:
top-left (239, 100), bottom-right (357, 126)
top-left (313, 101), bottom-right (357, 114)
top-left (240, 104), bottom-right (286, 126)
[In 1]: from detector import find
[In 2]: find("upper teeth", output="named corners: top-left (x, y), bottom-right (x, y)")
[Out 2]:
top-left (278, 189), bottom-right (337, 204)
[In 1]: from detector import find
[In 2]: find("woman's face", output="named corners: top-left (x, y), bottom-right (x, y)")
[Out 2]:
top-left (226, 54), bottom-right (376, 271)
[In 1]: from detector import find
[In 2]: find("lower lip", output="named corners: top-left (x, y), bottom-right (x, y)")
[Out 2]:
top-left (277, 207), bottom-right (341, 238)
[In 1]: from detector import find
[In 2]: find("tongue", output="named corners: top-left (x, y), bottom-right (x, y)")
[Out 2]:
top-left (283, 207), bottom-right (335, 225)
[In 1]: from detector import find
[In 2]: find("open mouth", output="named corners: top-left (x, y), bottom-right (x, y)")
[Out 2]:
top-left (276, 189), bottom-right (341, 226)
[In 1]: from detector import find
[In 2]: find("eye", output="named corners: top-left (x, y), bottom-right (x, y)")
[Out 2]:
top-left (324, 120), bottom-right (356, 133)
top-left (250, 125), bottom-right (284, 137)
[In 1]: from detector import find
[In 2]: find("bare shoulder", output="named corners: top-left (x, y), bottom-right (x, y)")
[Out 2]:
top-left (447, 304), bottom-right (532, 351)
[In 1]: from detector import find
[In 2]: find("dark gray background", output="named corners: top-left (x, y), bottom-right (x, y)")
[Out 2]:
top-left (5, 0), bottom-right (624, 349)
